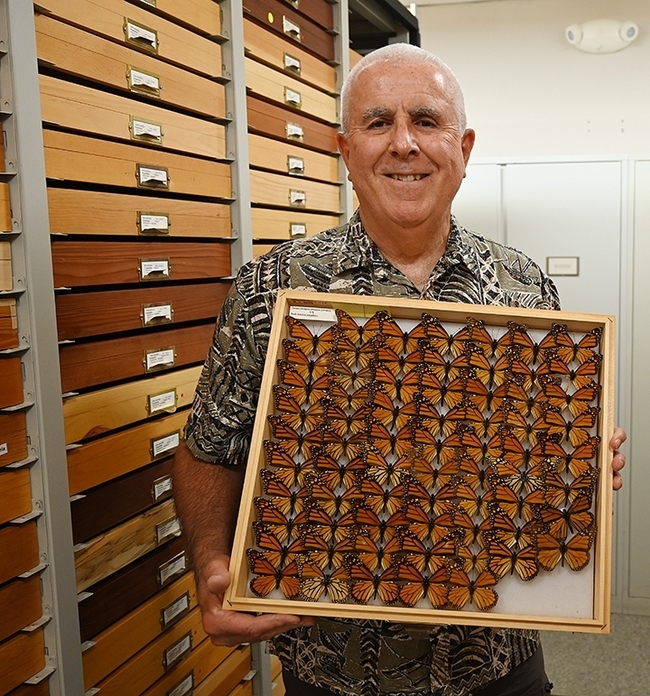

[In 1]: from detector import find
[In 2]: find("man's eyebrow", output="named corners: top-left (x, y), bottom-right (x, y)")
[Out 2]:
top-left (362, 106), bottom-right (393, 121)
top-left (409, 106), bottom-right (441, 120)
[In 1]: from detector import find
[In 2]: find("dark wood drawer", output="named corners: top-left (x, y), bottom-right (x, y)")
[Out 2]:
top-left (0, 298), bottom-right (18, 349)
top-left (0, 576), bottom-right (41, 644)
top-left (0, 469), bottom-right (31, 526)
top-left (0, 412), bottom-right (28, 468)
top-left (0, 521), bottom-right (39, 585)
top-left (0, 357), bottom-right (23, 409)
top-left (277, 0), bottom-right (333, 31)
top-left (0, 630), bottom-right (45, 696)
top-left (1, 241), bottom-right (11, 291)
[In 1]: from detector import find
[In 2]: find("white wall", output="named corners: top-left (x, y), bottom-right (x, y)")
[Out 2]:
top-left (414, 0), bottom-right (650, 158)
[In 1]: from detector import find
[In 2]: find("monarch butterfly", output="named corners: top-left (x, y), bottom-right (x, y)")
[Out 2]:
top-left (537, 377), bottom-right (601, 418)
top-left (329, 360), bottom-right (375, 392)
top-left (337, 507), bottom-right (409, 545)
top-left (285, 315), bottom-right (338, 357)
top-left (332, 333), bottom-right (378, 370)
top-left (278, 361), bottom-right (332, 406)
top-left (254, 498), bottom-right (296, 544)
top-left (400, 479), bottom-right (456, 517)
top-left (557, 437), bottom-right (600, 477)
top-left (419, 315), bottom-right (456, 356)
top-left (327, 383), bottom-right (372, 413)
top-left (537, 530), bottom-right (594, 572)
top-left (344, 533), bottom-right (390, 572)
top-left (360, 449), bottom-right (409, 488)
top-left (452, 317), bottom-right (502, 358)
top-left (264, 440), bottom-right (314, 487)
top-left (269, 417), bottom-right (326, 460)
top-left (253, 524), bottom-right (307, 566)
top-left (440, 423), bottom-right (485, 466)
top-left (311, 451), bottom-right (366, 490)
top-left (348, 558), bottom-right (401, 604)
top-left (320, 398), bottom-right (371, 438)
top-left (456, 543), bottom-right (491, 575)
top-left (400, 531), bottom-right (460, 574)
top-left (404, 342), bottom-right (450, 381)
top-left (487, 539), bottom-right (539, 581)
top-left (283, 340), bottom-right (332, 382)
top-left (436, 510), bottom-right (484, 547)
top-left (491, 377), bottom-right (541, 418)
top-left (530, 404), bottom-right (599, 447)
top-left (447, 568), bottom-right (499, 611)
top-left (366, 420), bottom-right (415, 458)
top-left (537, 353), bottom-right (602, 389)
top-left (357, 478), bottom-right (405, 516)
top-left (538, 494), bottom-right (594, 539)
top-left (543, 471), bottom-right (596, 508)
top-left (297, 557), bottom-right (350, 602)
top-left (498, 322), bottom-right (542, 365)
top-left (443, 401), bottom-right (501, 440)
top-left (445, 374), bottom-right (491, 412)
top-left (396, 561), bottom-right (450, 609)
top-left (319, 426), bottom-right (369, 462)
top-left (260, 470), bottom-right (308, 515)
top-left (483, 512), bottom-right (542, 550)
top-left (487, 456), bottom-right (545, 496)
top-left (372, 364), bottom-right (423, 404)
top-left (488, 483), bottom-right (546, 522)
top-left (374, 341), bottom-right (414, 374)
top-left (299, 530), bottom-right (357, 570)
top-left (248, 550), bottom-right (301, 599)
top-left (403, 502), bottom-right (445, 545)
top-left (273, 386), bottom-right (326, 433)
top-left (335, 308), bottom-right (380, 346)
top-left (485, 427), bottom-right (566, 470)
top-left (367, 387), bottom-right (414, 431)
top-left (306, 475), bottom-right (365, 517)
top-left (539, 324), bottom-right (602, 365)
top-left (437, 449), bottom-right (482, 486)
top-left (392, 448), bottom-right (438, 490)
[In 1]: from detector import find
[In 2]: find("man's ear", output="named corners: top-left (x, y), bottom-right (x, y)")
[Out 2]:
top-left (461, 128), bottom-right (476, 167)
top-left (336, 131), bottom-right (350, 167)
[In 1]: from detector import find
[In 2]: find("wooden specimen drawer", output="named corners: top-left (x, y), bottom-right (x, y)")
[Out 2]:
top-left (59, 322), bottom-right (212, 392)
top-left (243, 19), bottom-right (336, 94)
top-left (0, 412), bottom-right (28, 468)
top-left (0, 521), bottom-right (39, 585)
top-left (0, 630), bottom-right (45, 696)
top-left (95, 606), bottom-right (206, 696)
top-left (0, 298), bottom-right (18, 350)
top-left (0, 241), bottom-right (11, 291)
top-left (0, 183), bottom-right (11, 232)
top-left (83, 572), bottom-right (198, 689)
top-left (246, 58), bottom-right (337, 125)
top-left (248, 96), bottom-right (337, 154)
top-left (55, 281), bottom-right (230, 341)
top-left (43, 130), bottom-right (231, 198)
top-left (36, 0), bottom-right (223, 78)
top-left (36, 14), bottom-right (225, 119)
top-left (0, 576), bottom-right (41, 643)
top-left (72, 456), bottom-right (174, 544)
top-left (78, 535), bottom-right (187, 642)
top-left (51, 239), bottom-right (230, 288)
top-left (0, 469), bottom-right (31, 526)
top-left (0, 357), bottom-right (23, 409)
top-left (5, 681), bottom-right (49, 696)
top-left (67, 408), bottom-right (188, 495)
top-left (134, 0), bottom-right (222, 37)
top-left (229, 682), bottom-right (254, 696)
top-left (350, 48), bottom-right (363, 68)
top-left (75, 498), bottom-right (179, 592)
top-left (251, 208), bottom-right (338, 240)
top-left (249, 133), bottom-right (339, 183)
top-left (40, 75), bottom-right (226, 159)
top-left (47, 189), bottom-right (231, 239)
top-left (277, 0), bottom-right (333, 31)
top-left (243, 0), bottom-right (334, 62)
top-left (250, 170), bottom-right (340, 212)
top-left (191, 645), bottom-right (252, 696)
top-left (63, 365), bottom-right (201, 444)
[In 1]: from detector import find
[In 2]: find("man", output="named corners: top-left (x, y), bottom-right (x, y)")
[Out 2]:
top-left (173, 43), bottom-right (626, 695)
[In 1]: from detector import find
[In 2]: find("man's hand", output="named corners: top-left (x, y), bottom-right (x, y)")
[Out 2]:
top-left (198, 555), bottom-right (315, 646)
top-left (610, 426), bottom-right (626, 491)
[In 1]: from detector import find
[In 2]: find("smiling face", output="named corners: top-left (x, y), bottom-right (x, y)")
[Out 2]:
top-left (337, 58), bottom-right (475, 241)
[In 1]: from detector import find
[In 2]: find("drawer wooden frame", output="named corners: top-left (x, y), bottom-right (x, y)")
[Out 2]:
top-left (226, 290), bottom-right (615, 633)
top-left (0, 411), bottom-right (28, 468)
top-left (251, 208), bottom-right (339, 241)
top-left (0, 521), bottom-right (39, 585)
top-left (0, 240), bottom-right (11, 290)
top-left (0, 297), bottom-right (18, 349)
top-left (250, 170), bottom-right (340, 213)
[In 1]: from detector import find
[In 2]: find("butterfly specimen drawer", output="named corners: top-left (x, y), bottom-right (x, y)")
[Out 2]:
top-left (47, 189), bottom-right (231, 239)
top-left (0, 576), bottom-right (41, 644)
top-left (35, 14), bottom-right (225, 120)
top-left (184, 644), bottom-right (252, 696)
top-left (0, 357), bottom-right (23, 409)
top-left (0, 412), bottom-right (28, 468)
top-left (0, 298), bottom-right (18, 349)
top-left (55, 281), bottom-right (230, 341)
top-left (250, 170), bottom-right (340, 213)
top-left (251, 208), bottom-right (339, 241)
top-left (227, 290), bottom-right (615, 633)
top-left (0, 630), bottom-right (45, 696)
top-left (0, 522), bottom-right (39, 585)
top-left (51, 239), bottom-right (230, 288)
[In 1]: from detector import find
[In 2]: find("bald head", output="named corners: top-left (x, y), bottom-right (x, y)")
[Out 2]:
top-left (340, 44), bottom-right (467, 136)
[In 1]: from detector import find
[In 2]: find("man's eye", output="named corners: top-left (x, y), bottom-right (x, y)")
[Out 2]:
top-left (369, 119), bottom-right (389, 128)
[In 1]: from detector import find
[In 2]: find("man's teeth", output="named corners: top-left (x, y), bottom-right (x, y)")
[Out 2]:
top-left (389, 174), bottom-right (426, 181)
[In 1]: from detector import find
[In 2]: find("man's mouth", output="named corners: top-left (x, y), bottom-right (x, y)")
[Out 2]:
top-left (387, 174), bottom-right (428, 181)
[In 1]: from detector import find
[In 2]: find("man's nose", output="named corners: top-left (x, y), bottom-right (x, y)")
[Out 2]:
top-left (390, 121), bottom-right (420, 157)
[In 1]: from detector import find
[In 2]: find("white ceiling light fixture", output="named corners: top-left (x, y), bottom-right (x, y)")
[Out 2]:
top-left (566, 19), bottom-right (639, 54)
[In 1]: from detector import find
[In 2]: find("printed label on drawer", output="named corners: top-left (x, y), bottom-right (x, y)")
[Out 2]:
top-left (124, 20), bottom-right (158, 53)
top-left (152, 474), bottom-right (174, 502)
top-left (167, 671), bottom-right (194, 696)
top-left (131, 118), bottom-right (163, 144)
top-left (290, 222), bottom-right (307, 238)
top-left (156, 516), bottom-right (182, 545)
top-left (161, 591), bottom-right (190, 629)
top-left (286, 122), bottom-right (304, 141)
top-left (287, 156), bottom-right (305, 175)
top-left (140, 258), bottom-right (170, 280)
top-left (148, 389), bottom-right (177, 414)
top-left (145, 346), bottom-right (176, 372)
top-left (151, 431), bottom-right (180, 460)
top-left (283, 53), bottom-right (301, 74)
top-left (163, 632), bottom-right (192, 671)
top-left (139, 213), bottom-right (170, 235)
top-left (0, 443), bottom-right (7, 456)
top-left (142, 303), bottom-right (173, 326)
top-left (289, 305), bottom-right (337, 322)
top-left (289, 190), bottom-right (306, 207)
top-left (284, 87), bottom-right (302, 108)
top-left (159, 551), bottom-right (187, 587)
top-left (137, 165), bottom-right (169, 189)
top-left (128, 67), bottom-right (161, 96)
top-left (282, 16), bottom-right (301, 41)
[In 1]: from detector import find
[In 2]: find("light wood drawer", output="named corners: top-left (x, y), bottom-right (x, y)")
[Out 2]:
top-left (251, 208), bottom-right (338, 240)
top-left (55, 282), bottom-right (230, 341)
top-left (249, 133), bottom-right (339, 183)
top-left (47, 189), bottom-right (231, 239)
top-left (0, 412), bottom-right (28, 468)
top-left (0, 298), bottom-right (18, 350)
top-left (40, 75), bottom-right (226, 158)
top-left (35, 14), bottom-right (225, 119)
top-left (0, 469), bottom-right (31, 526)
top-left (75, 498), bottom-right (179, 591)
top-left (64, 365), bottom-right (201, 444)
top-left (0, 576), bottom-right (41, 644)
top-left (0, 183), bottom-right (11, 232)
top-left (244, 19), bottom-right (335, 94)
top-left (229, 682), bottom-right (254, 696)
top-left (246, 57), bottom-right (337, 125)
top-left (0, 357), bottom-right (23, 409)
top-left (59, 322), bottom-right (212, 392)
top-left (350, 48), bottom-right (363, 68)
top-left (0, 241), bottom-right (11, 291)
top-left (250, 170), bottom-right (340, 213)
top-left (0, 522), bottom-right (39, 585)
top-left (82, 571), bottom-right (198, 689)
top-left (51, 239), bottom-right (230, 288)
top-left (0, 630), bottom-right (45, 696)
top-left (36, 0), bottom-right (223, 78)
top-left (191, 645), bottom-right (252, 696)
top-left (122, 0), bottom-right (222, 38)
top-left (43, 130), bottom-right (231, 198)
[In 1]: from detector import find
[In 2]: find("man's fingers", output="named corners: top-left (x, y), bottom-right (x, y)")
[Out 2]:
top-left (208, 610), bottom-right (311, 646)
top-left (205, 571), bottom-right (230, 597)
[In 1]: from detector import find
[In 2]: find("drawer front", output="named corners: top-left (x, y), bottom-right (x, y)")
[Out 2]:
top-left (63, 365), bottom-right (201, 444)
top-left (191, 645), bottom-right (252, 696)
top-left (36, 14), bottom-right (225, 119)
top-left (277, 0), bottom-right (333, 31)
top-left (247, 96), bottom-right (337, 154)
top-left (5, 680), bottom-right (50, 696)
top-left (243, 19), bottom-right (335, 94)
top-left (0, 298), bottom-right (18, 350)
top-left (243, 0), bottom-right (334, 62)
top-left (43, 130), bottom-right (230, 198)
top-left (78, 535), bottom-right (187, 642)
top-left (251, 208), bottom-right (338, 240)
top-left (47, 188), bottom-right (231, 239)
top-left (350, 48), bottom-right (363, 68)
top-left (59, 322), bottom-right (212, 392)
top-left (36, 0), bottom-right (223, 78)
top-left (124, 0), bottom-right (222, 38)
top-left (249, 133), bottom-right (339, 183)
top-left (229, 682), bottom-right (255, 696)
top-left (55, 282), bottom-right (229, 341)
top-left (0, 240), bottom-right (11, 290)
top-left (0, 183), bottom-right (11, 232)
top-left (0, 357), bottom-right (23, 409)
top-left (72, 456), bottom-right (175, 545)
top-left (250, 170), bottom-right (340, 212)
top-left (246, 58), bottom-right (337, 125)
top-left (0, 630), bottom-right (45, 696)
top-left (82, 572), bottom-right (198, 689)
top-left (0, 469), bottom-right (31, 526)
top-left (51, 240), bottom-right (230, 288)
top-left (0, 576), bottom-right (41, 643)
top-left (0, 412), bottom-right (28, 468)
top-left (75, 498), bottom-right (179, 592)
top-left (40, 75), bottom-right (226, 158)
top-left (0, 522), bottom-right (39, 585)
